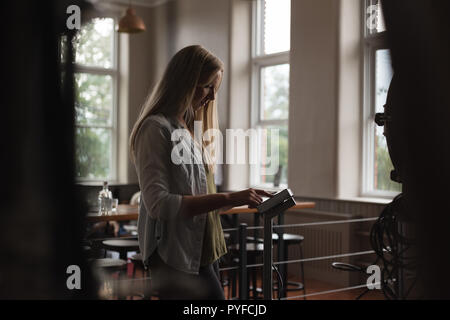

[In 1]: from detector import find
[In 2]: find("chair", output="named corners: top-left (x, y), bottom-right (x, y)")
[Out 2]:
top-left (101, 239), bottom-right (140, 261)
top-left (123, 224), bottom-right (138, 236)
top-left (130, 191), bottom-right (141, 205)
top-left (331, 262), bottom-right (375, 300)
top-left (120, 191), bottom-right (140, 236)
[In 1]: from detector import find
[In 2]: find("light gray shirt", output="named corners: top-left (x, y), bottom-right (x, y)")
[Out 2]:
top-left (134, 114), bottom-right (208, 275)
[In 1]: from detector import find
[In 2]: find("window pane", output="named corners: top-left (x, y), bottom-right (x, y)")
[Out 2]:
top-left (263, 0), bottom-right (290, 54)
top-left (366, 0), bottom-right (386, 35)
top-left (74, 18), bottom-right (114, 68)
top-left (60, 35), bottom-right (69, 64)
top-left (377, 2), bottom-right (387, 33)
top-left (257, 125), bottom-right (288, 186)
top-left (261, 64), bottom-right (289, 120)
top-left (75, 73), bottom-right (113, 126)
top-left (375, 49), bottom-right (392, 113)
top-left (75, 127), bottom-right (112, 179)
top-left (373, 49), bottom-right (401, 192)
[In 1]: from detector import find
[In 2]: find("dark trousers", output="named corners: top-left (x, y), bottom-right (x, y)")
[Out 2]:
top-left (148, 251), bottom-right (225, 300)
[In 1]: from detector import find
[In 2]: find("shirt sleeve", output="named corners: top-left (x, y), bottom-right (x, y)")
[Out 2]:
top-left (135, 118), bottom-right (182, 221)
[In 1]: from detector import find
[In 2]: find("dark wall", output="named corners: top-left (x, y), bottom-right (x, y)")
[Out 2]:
top-left (0, 0), bottom-right (98, 298)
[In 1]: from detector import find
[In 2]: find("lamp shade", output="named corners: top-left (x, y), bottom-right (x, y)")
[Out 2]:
top-left (118, 7), bottom-right (146, 33)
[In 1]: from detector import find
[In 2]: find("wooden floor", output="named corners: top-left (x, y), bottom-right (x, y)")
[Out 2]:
top-left (220, 272), bottom-right (385, 300)
top-left (275, 276), bottom-right (385, 300)
top-left (100, 263), bottom-right (385, 300)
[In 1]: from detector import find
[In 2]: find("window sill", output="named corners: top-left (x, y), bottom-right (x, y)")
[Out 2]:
top-left (293, 194), bottom-right (394, 205)
top-left (337, 196), bottom-right (393, 205)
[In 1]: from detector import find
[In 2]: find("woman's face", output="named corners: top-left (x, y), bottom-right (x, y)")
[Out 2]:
top-left (192, 70), bottom-right (222, 111)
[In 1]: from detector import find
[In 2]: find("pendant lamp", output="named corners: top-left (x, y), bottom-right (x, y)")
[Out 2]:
top-left (118, 1), bottom-right (146, 33)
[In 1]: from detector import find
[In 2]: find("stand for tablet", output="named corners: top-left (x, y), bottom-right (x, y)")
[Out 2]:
top-left (256, 189), bottom-right (296, 299)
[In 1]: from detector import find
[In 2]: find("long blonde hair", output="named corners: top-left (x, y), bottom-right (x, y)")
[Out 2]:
top-left (129, 45), bottom-right (224, 173)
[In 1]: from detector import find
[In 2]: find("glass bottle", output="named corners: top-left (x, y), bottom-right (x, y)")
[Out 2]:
top-left (98, 181), bottom-right (113, 216)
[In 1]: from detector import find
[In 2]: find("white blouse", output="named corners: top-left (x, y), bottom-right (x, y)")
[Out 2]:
top-left (135, 113), bottom-right (208, 275)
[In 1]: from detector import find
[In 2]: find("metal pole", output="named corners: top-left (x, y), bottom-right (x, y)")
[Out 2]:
top-left (263, 215), bottom-right (273, 300)
top-left (238, 223), bottom-right (248, 300)
top-left (261, 197), bottom-right (296, 300)
top-left (277, 213), bottom-right (286, 298)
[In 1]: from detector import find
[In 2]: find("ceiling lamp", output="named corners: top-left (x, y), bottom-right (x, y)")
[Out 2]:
top-left (118, 1), bottom-right (146, 33)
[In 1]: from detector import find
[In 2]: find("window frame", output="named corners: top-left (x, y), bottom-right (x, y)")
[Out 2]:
top-left (73, 17), bottom-right (119, 183)
top-left (250, 0), bottom-right (290, 189)
top-left (361, 0), bottom-right (399, 198)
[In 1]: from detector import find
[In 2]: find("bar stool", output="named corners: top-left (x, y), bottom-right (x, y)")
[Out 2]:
top-left (226, 242), bottom-right (265, 299)
top-left (249, 211), bottom-right (307, 299)
top-left (92, 258), bottom-right (127, 299)
top-left (93, 258), bottom-right (128, 270)
top-left (245, 233), bottom-right (306, 298)
top-left (220, 232), bottom-right (232, 296)
top-left (102, 239), bottom-right (140, 261)
top-left (130, 253), bottom-right (155, 299)
top-left (130, 253), bottom-right (149, 278)
top-left (272, 233), bottom-right (306, 298)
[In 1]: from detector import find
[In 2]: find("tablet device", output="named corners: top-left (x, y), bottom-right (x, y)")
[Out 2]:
top-left (257, 188), bottom-right (296, 214)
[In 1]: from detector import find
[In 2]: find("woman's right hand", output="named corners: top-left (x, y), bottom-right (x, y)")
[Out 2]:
top-left (228, 188), bottom-right (274, 208)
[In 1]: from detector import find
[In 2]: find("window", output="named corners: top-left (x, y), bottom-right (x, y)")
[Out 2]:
top-left (71, 18), bottom-right (118, 181)
top-left (362, 0), bottom-right (401, 196)
top-left (251, 0), bottom-right (290, 188)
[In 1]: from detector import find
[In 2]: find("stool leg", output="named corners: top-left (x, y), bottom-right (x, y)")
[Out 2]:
top-left (231, 268), bottom-right (236, 299)
top-left (116, 268), bottom-right (127, 300)
top-left (142, 267), bottom-right (149, 299)
top-left (281, 243), bottom-right (288, 298)
top-left (246, 258), bottom-right (255, 299)
top-left (228, 272), bottom-right (232, 300)
top-left (299, 243), bottom-right (306, 300)
top-left (120, 250), bottom-right (127, 261)
top-left (250, 255), bottom-right (256, 298)
top-left (132, 262), bottom-right (136, 278)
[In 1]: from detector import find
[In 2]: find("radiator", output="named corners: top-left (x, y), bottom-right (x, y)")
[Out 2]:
top-left (281, 211), bottom-right (356, 287)
top-left (234, 198), bottom-right (385, 288)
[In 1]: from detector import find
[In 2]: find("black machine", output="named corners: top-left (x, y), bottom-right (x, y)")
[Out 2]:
top-left (375, 75), bottom-right (403, 184)
top-left (333, 75), bottom-right (418, 300)
top-left (256, 189), bottom-right (296, 300)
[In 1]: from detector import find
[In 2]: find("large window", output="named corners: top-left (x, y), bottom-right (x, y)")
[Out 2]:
top-left (251, 0), bottom-right (290, 188)
top-left (71, 18), bottom-right (118, 181)
top-left (363, 0), bottom-right (401, 196)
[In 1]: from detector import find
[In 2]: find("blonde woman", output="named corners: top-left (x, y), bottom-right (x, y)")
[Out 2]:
top-left (130, 45), bottom-right (272, 300)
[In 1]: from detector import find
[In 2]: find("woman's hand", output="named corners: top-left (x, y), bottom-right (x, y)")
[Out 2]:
top-left (228, 188), bottom-right (275, 208)
top-left (180, 189), bottom-right (274, 218)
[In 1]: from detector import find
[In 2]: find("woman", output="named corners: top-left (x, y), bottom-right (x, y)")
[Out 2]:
top-left (129, 45), bottom-right (272, 300)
